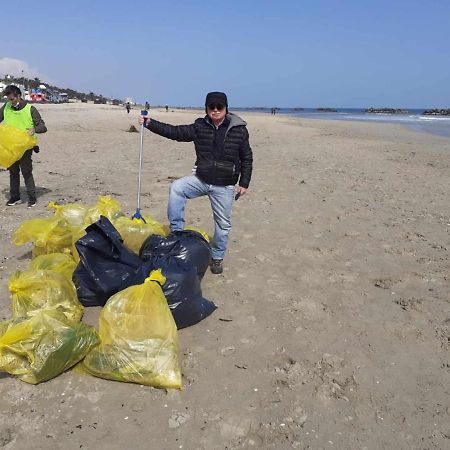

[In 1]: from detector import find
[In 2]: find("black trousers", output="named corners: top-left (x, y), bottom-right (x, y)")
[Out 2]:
top-left (9, 149), bottom-right (36, 199)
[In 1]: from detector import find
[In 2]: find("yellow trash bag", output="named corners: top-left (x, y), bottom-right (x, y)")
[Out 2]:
top-left (47, 201), bottom-right (89, 227)
top-left (30, 229), bottom-right (73, 257)
top-left (0, 123), bottom-right (37, 169)
top-left (28, 253), bottom-right (77, 280)
top-left (13, 217), bottom-right (60, 247)
top-left (82, 270), bottom-right (182, 389)
top-left (70, 226), bottom-right (87, 263)
top-left (0, 310), bottom-right (99, 384)
top-left (113, 215), bottom-right (169, 253)
top-left (12, 217), bottom-right (73, 257)
top-left (8, 269), bottom-right (83, 323)
top-left (142, 214), bottom-right (170, 236)
top-left (185, 226), bottom-right (210, 243)
top-left (84, 196), bottom-right (124, 225)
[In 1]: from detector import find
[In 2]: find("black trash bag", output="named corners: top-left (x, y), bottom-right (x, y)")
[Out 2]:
top-left (146, 256), bottom-right (217, 329)
top-left (73, 216), bottom-right (150, 307)
top-left (139, 230), bottom-right (211, 280)
top-left (73, 218), bottom-right (217, 328)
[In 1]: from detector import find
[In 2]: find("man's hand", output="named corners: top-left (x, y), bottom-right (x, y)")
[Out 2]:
top-left (27, 128), bottom-right (35, 136)
top-left (236, 186), bottom-right (248, 197)
top-left (138, 115), bottom-right (150, 126)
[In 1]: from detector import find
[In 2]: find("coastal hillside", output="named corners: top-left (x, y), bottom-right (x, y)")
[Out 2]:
top-left (0, 74), bottom-right (121, 104)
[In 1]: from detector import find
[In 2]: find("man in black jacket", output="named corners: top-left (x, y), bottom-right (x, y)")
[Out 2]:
top-left (139, 92), bottom-right (253, 274)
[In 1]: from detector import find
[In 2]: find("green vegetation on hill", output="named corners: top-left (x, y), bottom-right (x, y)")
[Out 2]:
top-left (1, 75), bottom-right (122, 104)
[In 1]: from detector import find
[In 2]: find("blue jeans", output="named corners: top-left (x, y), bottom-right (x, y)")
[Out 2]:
top-left (168, 175), bottom-right (235, 260)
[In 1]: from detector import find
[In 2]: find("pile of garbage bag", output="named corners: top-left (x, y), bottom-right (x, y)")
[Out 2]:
top-left (1, 196), bottom-right (217, 387)
top-left (73, 216), bottom-right (217, 329)
top-left (13, 196), bottom-right (129, 258)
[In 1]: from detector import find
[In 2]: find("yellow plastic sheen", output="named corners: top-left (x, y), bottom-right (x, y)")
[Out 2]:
top-left (70, 226), bottom-right (86, 263)
top-left (8, 269), bottom-right (83, 323)
top-left (13, 196), bottom-right (176, 259)
top-left (0, 124), bottom-right (37, 169)
top-left (84, 196), bottom-right (124, 224)
top-left (12, 217), bottom-right (73, 257)
top-left (113, 215), bottom-right (169, 253)
top-left (0, 310), bottom-right (99, 384)
top-left (13, 196), bottom-right (125, 258)
top-left (28, 253), bottom-right (77, 280)
top-left (82, 270), bottom-right (182, 389)
top-left (185, 226), bottom-right (210, 243)
top-left (12, 217), bottom-right (59, 247)
top-left (47, 202), bottom-right (89, 227)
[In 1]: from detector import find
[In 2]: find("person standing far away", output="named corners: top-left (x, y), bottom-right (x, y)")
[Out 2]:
top-left (165, 104), bottom-right (169, 112)
top-left (126, 102), bottom-right (131, 114)
top-left (0, 84), bottom-right (47, 207)
top-left (138, 92), bottom-right (253, 275)
top-left (145, 101), bottom-right (150, 111)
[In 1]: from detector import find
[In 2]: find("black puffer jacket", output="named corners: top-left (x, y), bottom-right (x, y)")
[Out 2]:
top-left (147, 114), bottom-right (253, 188)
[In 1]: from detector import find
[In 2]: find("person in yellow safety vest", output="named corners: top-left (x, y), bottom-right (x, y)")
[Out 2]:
top-left (0, 85), bottom-right (47, 207)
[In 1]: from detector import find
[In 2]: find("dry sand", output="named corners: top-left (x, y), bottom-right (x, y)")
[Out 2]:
top-left (0, 103), bottom-right (449, 449)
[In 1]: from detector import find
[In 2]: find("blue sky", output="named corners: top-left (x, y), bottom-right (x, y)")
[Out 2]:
top-left (2, 0), bottom-right (450, 107)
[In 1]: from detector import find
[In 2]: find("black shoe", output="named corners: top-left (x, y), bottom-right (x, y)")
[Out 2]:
top-left (28, 198), bottom-right (37, 208)
top-left (210, 259), bottom-right (223, 274)
top-left (6, 197), bottom-right (22, 206)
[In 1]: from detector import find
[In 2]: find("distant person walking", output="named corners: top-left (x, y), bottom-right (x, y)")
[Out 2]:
top-left (145, 101), bottom-right (150, 111)
top-left (139, 92), bottom-right (253, 275)
top-left (0, 85), bottom-right (47, 207)
top-left (126, 102), bottom-right (131, 114)
top-left (165, 104), bottom-right (169, 112)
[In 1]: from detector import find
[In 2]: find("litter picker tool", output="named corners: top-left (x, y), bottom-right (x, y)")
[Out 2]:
top-left (132, 110), bottom-right (148, 222)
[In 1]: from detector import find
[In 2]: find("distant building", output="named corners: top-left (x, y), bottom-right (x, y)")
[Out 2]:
top-left (30, 88), bottom-right (47, 102)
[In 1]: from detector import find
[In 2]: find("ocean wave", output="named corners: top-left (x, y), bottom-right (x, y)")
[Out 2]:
top-left (279, 109), bottom-right (450, 137)
top-left (308, 113), bottom-right (450, 124)
top-left (416, 115), bottom-right (450, 121)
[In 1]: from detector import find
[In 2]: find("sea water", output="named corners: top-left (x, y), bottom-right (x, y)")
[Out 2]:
top-left (233, 108), bottom-right (450, 139)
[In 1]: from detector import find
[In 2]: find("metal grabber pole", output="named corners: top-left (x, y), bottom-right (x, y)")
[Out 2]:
top-left (132, 109), bottom-right (148, 222)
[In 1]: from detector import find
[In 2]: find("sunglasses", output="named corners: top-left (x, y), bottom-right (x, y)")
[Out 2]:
top-left (207, 103), bottom-right (225, 111)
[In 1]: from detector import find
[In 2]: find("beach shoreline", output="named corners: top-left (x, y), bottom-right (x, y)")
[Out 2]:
top-left (164, 105), bottom-right (450, 139)
top-left (1, 103), bottom-right (449, 449)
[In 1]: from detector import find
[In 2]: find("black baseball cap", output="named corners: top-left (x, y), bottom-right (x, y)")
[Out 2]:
top-left (205, 91), bottom-right (228, 107)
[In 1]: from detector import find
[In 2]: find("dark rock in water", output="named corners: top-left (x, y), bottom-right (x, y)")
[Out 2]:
top-left (127, 125), bottom-right (139, 132)
top-left (317, 108), bottom-right (338, 112)
top-left (422, 109), bottom-right (450, 116)
top-left (365, 108), bottom-right (409, 114)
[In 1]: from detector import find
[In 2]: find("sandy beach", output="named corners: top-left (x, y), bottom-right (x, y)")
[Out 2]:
top-left (1, 103), bottom-right (449, 449)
